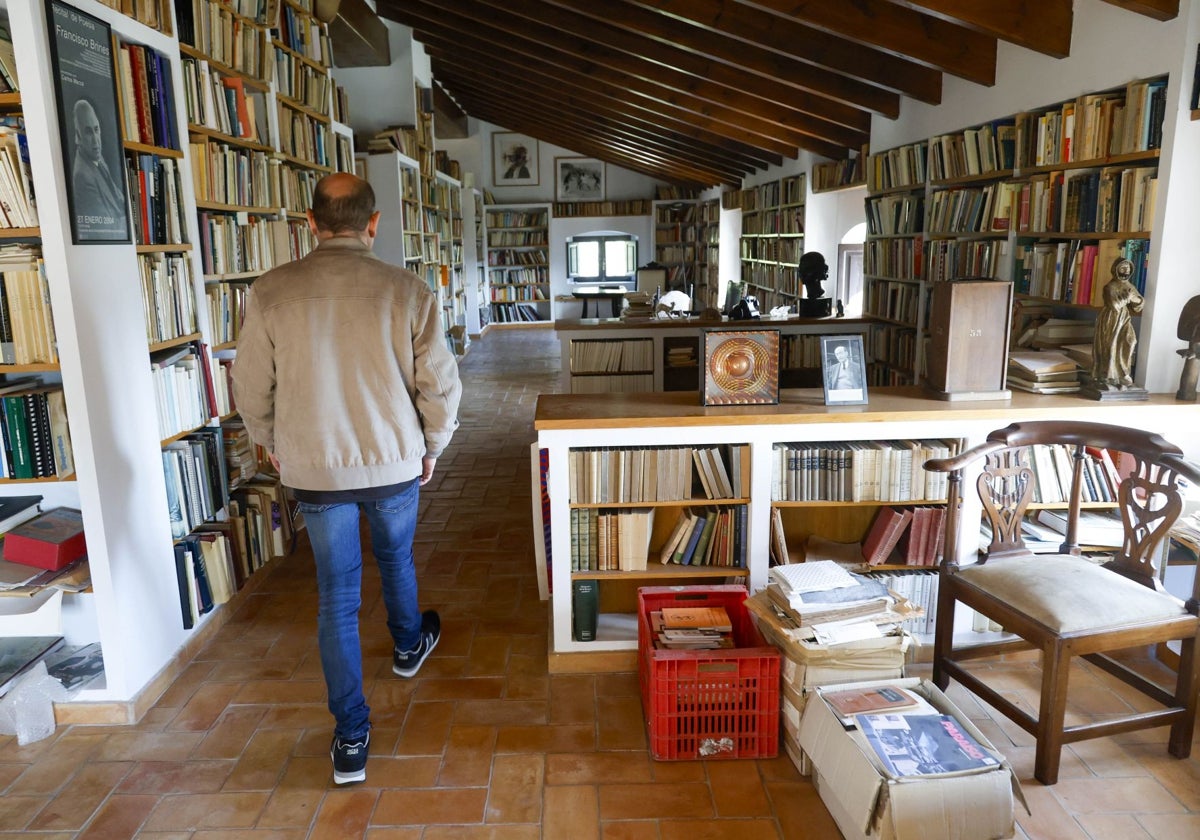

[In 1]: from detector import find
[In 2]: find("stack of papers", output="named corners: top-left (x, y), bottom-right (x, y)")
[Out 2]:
top-left (767, 560), bottom-right (893, 628)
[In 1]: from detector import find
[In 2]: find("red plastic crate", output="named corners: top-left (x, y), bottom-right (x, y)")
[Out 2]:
top-left (638, 585), bottom-right (781, 761)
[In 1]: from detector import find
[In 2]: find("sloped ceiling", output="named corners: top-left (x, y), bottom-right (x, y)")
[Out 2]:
top-left (373, 0), bottom-right (1178, 189)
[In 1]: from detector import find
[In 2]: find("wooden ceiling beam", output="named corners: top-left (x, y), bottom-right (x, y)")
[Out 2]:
top-left (880, 1), bottom-right (1072, 57)
top-left (427, 52), bottom-right (775, 173)
top-left (431, 60), bottom-right (763, 179)
top-left (1099, 0), bottom-right (1179, 20)
top-left (389, 2), bottom-right (860, 152)
top-left (601, 0), bottom-right (940, 105)
top-left (412, 29), bottom-right (794, 164)
top-left (742, 0), bottom-right (997, 85)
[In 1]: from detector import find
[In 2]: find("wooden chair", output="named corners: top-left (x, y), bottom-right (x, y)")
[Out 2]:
top-left (925, 420), bottom-right (1200, 785)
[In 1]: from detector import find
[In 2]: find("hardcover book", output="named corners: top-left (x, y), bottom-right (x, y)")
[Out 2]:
top-left (2, 507), bottom-right (86, 571)
top-left (823, 685), bottom-right (920, 717)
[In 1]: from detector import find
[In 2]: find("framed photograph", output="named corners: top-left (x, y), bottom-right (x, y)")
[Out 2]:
top-left (555, 157), bottom-right (605, 202)
top-left (701, 329), bottom-right (780, 406)
top-left (492, 132), bottom-right (539, 187)
top-left (46, 0), bottom-right (131, 244)
top-left (821, 334), bottom-right (869, 406)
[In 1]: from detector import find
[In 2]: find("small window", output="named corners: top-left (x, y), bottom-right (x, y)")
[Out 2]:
top-left (567, 233), bottom-right (637, 284)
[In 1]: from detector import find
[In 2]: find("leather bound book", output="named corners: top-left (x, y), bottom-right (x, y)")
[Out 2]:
top-left (861, 506), bottom-right (914, 566)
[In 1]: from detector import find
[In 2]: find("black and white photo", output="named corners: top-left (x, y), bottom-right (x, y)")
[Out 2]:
top-left (821, 334), bottom-right (868, 405)
top-left (492, 132), bottom-right (539, 187)
top-left (555, 157), bottom-right (605, 202)
top-left (47, 0), bottom-right (130, 243)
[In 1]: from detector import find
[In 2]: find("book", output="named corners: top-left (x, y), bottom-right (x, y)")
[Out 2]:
top-left (856, 713), bottom-right (1001, 777)
top-left (823, 685), bottom-right (921, 717)
top-left (659, 605), bottom-right (732, 632)
top-left (0, 494), bottom-right (41, 534)
top-left (571, 579), bottom-right (598, 642)
top-left (861, 506), bottom-right (913, 565)
top-left (2, 507), bottom-right (85, 571)
top-left (0, 635), bottom-right (64, 697)
top-left (43, 641), bottom-right (104, 691)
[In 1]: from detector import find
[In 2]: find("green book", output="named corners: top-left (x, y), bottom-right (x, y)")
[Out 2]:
top-left (3, 394), bottom-right (33, 479)
top-left (572, 579), bottom-right (599, 642)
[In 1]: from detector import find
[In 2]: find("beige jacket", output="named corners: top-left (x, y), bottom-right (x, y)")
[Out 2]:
top-left (232, 237), bottom-right (461, 491)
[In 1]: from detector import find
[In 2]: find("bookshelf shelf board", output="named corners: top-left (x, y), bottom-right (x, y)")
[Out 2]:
top-left (1013, 230), bottom-right (1153, 241)
top-left (865, 233), bottom-right (922, 240)
top-left (812, 181), bottom-right (867, 195)
top-left (136, 243), bottom-right (193, 254)
top-left (929, 170), bottom-right (1016, 189)
top-left (148, 332), bottom-right (203, 354)
top-left (0, 227), bottom-right (40, 239)
top-left (195, 199), bottom-right (279, 216)
top-left (773, 499), bottom-right (948, 508)
top-left (214, 341), bottom-right (237, 352)
top-left (277, 94), bottom-right (331, 124)
top-left (122, 140), bottom-right (183, 158)
top-left (572, 564), bottom-right (749, 582)
top-left (161, 423), bottom-right (214, 447)
top-left (1013, 149), bottom-right (1161, 178)
top-left (863, 273), bottom-right (923, 284)
top-left (0, 474), bottom-right (76, 484)
top-left (0, 362), bottom-right (60, 373)
top-left (570, 498), bottom-right (751, 509)
top-left (178, 43), bottom-right (270, 87)
top-left (205, 269), bottom-right (261, 282)
top-left (926, 231), bottom-right (1010, 241)
top-left (187, 124), bottom-right (275, 153)
top-left (0, 92), bottom-right (20, 110)
top-left (271, 39), bottom-right (327, 73)
top-left (868, 183), bottom-right (927, 198)
top-left (279, 152), bottom-right (332, 173)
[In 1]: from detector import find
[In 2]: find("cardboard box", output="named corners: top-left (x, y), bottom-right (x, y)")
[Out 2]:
top-left (799, 677), bottom-right (1022, 840)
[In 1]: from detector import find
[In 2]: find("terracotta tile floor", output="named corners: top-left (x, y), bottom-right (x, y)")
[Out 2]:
top-left (2, 326), bottom-right (1199, 838)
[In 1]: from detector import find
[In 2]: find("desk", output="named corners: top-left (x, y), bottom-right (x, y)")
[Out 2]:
top-left (572, 286), bottom-right (627, 318)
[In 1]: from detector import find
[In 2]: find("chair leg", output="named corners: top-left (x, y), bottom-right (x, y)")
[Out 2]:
top-left (1169, 634), bottom-right (1199, 759)
top-left (931, 584), bottom-right (956, 691)
top-left (1035, 641), bottom-right (1072, 785)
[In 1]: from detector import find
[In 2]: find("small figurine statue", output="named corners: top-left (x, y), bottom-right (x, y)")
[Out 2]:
top-left (1176, 295), bottom-right (1200, 401)
top-left (797, 251), bottom-right (832, 317)
top-left (1083, 257), bottom-right (1148, 401)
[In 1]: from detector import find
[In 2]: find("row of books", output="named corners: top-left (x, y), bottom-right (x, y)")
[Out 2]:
top-left (189, 141), bottom-right (279, 208)
top-left (658, 505), bottom-right (746, 568)
top-left (220, 419), bottom-right (258, 492)
top-left (928, 120), bottom-right (1017, 181)
top-left (568, 444), bottom-right (747, 504)
top-left (0, 20), bottom-right (16, 94)
top-left (1025, 442), bottom-right (1121, 505)
top-left (812, 149), bottom-right (866, 191)
top-left (273, 46), bottom-right (332, 114)
top-left (1014, 237), bottom-right (1140, 306)
top-left (570, 341), bottom-right (656, 376)
top-left (163, 427), bottom-right (228, 540)
top-left (126, 154), bottom-right (187, 247)
top-left (115, 39), bottom-right (180, 151)
top-left (1014, 165), bottom-right (1156, 236)
top-left (138, 252), bottom-right (199, 345)
top-left (771, 439), bottom-right (961, 503)
top-left (180, 58), bottom-right (269, 146)
top-left (865, 193), bottom-right (924, 236)
top-left (178, 0), bottom-right (275, 80)
top-left (0, 125), bottom-right (37, 229)
top-left (924, 238), bottom-right (1007, 284)
top-left (569, 373), bottom-right (654, 394)
top-left (149, 341), bottom-right (219, 441)
top-left (568, 507), bottom-right (653, 572)
top-left (276, 103), bottom-right (331, 168)
top-left (861, 505), bottom-right (947, 567)
top-left (0, 384), bottom-right (72, 480)
top-left (197, 212), bottom-right (287, 277)
top-left (205, 280), bottom-right (248, 345)
top-left (0, 256), bottom-right (57, 365)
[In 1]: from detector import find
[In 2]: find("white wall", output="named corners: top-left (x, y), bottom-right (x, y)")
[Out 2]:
top-left (870, 0), bottom-right (1200, 393)
top-left (332, 20), bottom-right (418, 138)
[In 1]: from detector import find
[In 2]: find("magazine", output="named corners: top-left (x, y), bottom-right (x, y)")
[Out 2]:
top-left (856, 713), bottom-right (1001, 777)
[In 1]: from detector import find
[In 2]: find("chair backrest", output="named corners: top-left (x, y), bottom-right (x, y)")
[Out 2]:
top-left (929, 421), bottom-right (1200, 600)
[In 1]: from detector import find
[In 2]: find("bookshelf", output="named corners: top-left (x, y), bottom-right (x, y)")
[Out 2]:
top-left (738, 173), bottom-right (806, 313)
top-left (486, 202), bottom-right (550, 324)
top-left (463, 186), bottom-right (488, 334)
top-left (694, 197), bottom-right (721, 310)
top-left (366, 149), bottom-right (423, 271)
top-left (812, 145), bottom-right (868, 194)
top-left (535, 389), bottom-right (1195, 667)
top-left (434, 170), bottom-right (466, 356)
top-left (651, 198), bottom-right (700, 294)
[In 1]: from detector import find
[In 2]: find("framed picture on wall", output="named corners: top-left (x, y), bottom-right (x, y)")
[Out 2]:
top-left (555, 157), bottom-right (605, 202)
top-left (46, 0), bottom-right (131, 244)
top-left (821, 334), bottom-right (869, 406)
top-left (492, 132), bottom-right (539, 186)
top-left (701, 328), bottom-right (781, 406)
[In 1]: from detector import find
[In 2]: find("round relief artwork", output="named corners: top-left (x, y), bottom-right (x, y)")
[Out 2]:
top-left (708, 336), bottom-right (771, 397)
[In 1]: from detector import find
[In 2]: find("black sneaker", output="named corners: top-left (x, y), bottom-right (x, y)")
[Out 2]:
top-left (330, 732), bottom-right (369, 785)
top-left (393, 610), bottom-right (440, 678)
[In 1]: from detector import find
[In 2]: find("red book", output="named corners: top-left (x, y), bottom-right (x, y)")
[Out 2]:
top-left (861, 507), bottom-right (913, 566)
top-left (3, 507), bottom-right (86, 571)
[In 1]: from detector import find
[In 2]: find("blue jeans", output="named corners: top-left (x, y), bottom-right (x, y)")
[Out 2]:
top-left (299, 480), bottom-right (420, 741)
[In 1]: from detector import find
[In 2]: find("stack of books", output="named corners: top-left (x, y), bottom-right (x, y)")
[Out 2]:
top-left (621, 291), bottom-right (655, 320)
top-left (650, 605), bottom-right (734, 649)
top-left (765, 560), bottom-right (893, 628)
top-left (1028, 318), bottom-right (1095, 349)
top-left (1007, 349), bottom-right (1081, 393)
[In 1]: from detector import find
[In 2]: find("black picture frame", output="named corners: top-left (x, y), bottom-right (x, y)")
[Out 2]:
top-left (701, 328), bottom-right (780, 406)
top-left (821, 334), bottom-right (869, 406)
top-left (46, 0), bottom-right (131, 244)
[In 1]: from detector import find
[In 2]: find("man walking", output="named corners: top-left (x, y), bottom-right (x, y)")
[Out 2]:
top-left (233, 173), bottom-right (462, 785)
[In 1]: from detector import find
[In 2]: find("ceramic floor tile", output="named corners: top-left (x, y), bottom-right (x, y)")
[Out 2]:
top-left (438, 725), bottom-right (498, 787)
top-left (484, 753), bottom-right (544, 823)
top-left (543, 784), bottom-right (599, 840)
top-left (372, 788), bottom-right (489, 826)
top-left (309, 789), bottom-right (378, 839)
top-left (73, 794), bottom-right (160, 840)
top-left (598, 782), bottom-right (713, 821)
top-left (658, 819), bottom-right (782, 840)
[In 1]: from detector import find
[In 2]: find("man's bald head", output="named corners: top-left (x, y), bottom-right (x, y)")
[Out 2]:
top-left (311, 173), bottom-right (376, 234)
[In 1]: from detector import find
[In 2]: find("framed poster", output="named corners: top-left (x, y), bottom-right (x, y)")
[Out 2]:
top-left (821, 334), bottom-right (869, 406)
top-left (701, 328), bottom-right (780, 406)
top-left (46, 0), bottom-right (131, 244)
top-left (555, 157), bottom-right (605, 202)
top-left (492, 132), bottom-right (539, 187)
